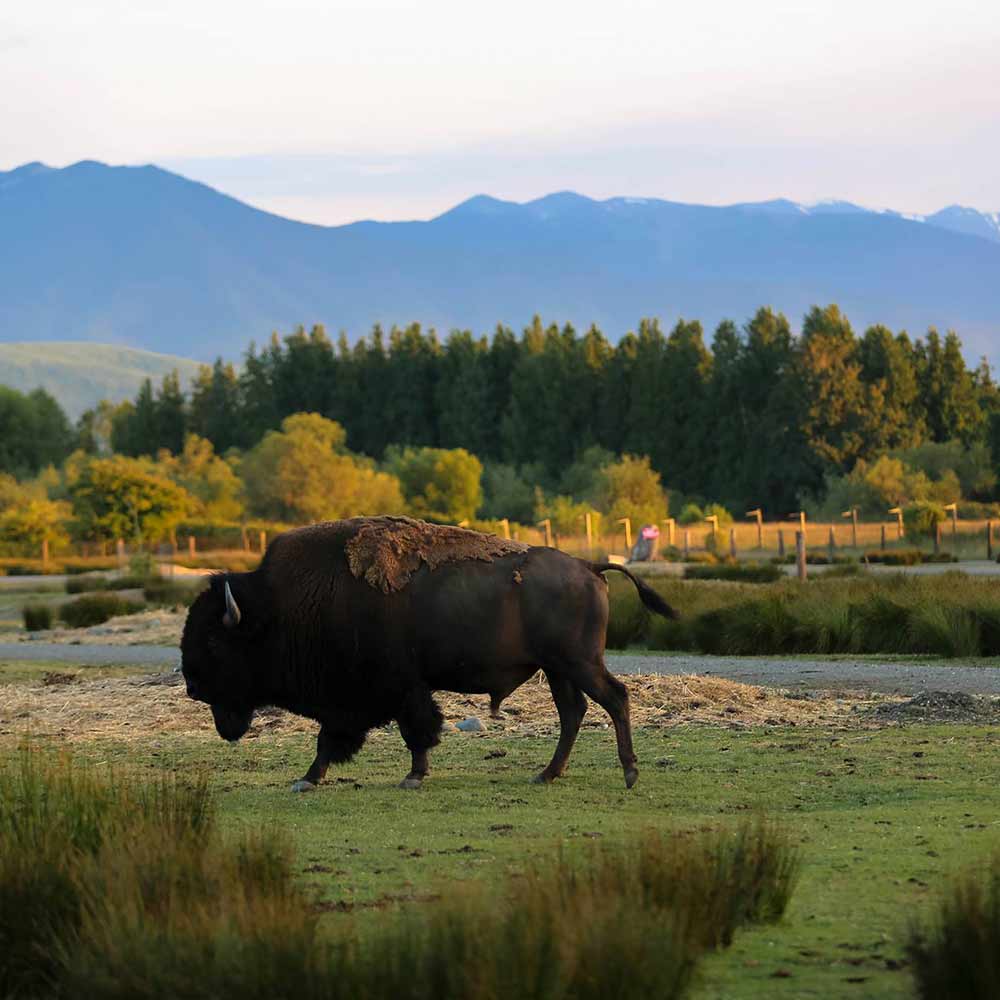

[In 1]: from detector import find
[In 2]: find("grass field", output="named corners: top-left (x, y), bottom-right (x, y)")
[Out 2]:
top-left (2, 661), bottom-right (997, 999)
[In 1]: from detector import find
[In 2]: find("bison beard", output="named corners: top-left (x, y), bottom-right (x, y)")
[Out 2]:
top-left (180, 518), bottom-right (678, 791)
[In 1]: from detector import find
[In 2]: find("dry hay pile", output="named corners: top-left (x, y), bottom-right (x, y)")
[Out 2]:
top-left (16, 609), bottom-right (187, 647)
top-left (345, 516), bottom-right (528, 593)
top-left (0, 671), bottom-right (884, 746)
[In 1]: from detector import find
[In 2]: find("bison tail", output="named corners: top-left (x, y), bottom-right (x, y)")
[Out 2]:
top-left (589, 563), bottom-right (680, 620)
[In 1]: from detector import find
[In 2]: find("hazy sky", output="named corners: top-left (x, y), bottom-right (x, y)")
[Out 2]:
top-left (3, 0), bottom-right (998, 224)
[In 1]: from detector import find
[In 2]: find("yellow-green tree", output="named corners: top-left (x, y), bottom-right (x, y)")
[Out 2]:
top-left (384, 446), bottom-right (483, 523)
top-left (70, 456), bottom-right (193, 543)
top-left (595, 454), bottom-right (668, 528)
top-left (241, 413), bottom-right (405, 522)
top-left (0, 498), bottom-right (71, 554)
top-left (158, 434), bottom-right (244, 523)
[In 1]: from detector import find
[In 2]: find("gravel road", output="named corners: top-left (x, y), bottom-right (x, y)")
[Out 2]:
top-left (0, 642), bottom-right (179, 668)
top-left (606, 653), bottom-right (1000, 695)
top-left (2, 642), bottom-right (999, 696)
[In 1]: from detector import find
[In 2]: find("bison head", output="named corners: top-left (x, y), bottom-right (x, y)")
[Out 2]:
top-left (181, 575), bottom-right (259, 742)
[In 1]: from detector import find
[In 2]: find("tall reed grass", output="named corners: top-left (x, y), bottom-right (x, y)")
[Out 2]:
top-left (907, 853), bottom-right (1000, 1000)
top-left (0, 752), bottom-right (798, 1000)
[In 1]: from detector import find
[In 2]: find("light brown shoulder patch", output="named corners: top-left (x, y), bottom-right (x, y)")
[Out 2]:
top-left (345, 516), bottom-right (529, 593)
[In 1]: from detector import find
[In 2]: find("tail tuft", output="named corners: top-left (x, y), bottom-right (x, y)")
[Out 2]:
top-left (589, 562), bottom-right (680, 619)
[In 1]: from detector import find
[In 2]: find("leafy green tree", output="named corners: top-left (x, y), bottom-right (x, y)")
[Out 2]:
top-left (70, 456), bottom-right (193, 543)
top-left (75, 400), bottom-right (117, 455)
top-left (479, 462), bottom-right (536, 523)
top-left (534, 494), bottom-right (601, 539)
top-left (0, 498), bottom-right (71, 554)
top-left (241, 413), bottom-right (404, 522)
top-left (0, 386), bottom-right (73, 475)
top-left (158, 434), bottom-right (244, 522)
top-left (384, 445), bottom-right (483, 522)
top-left (594, 454), bottom-right (668, 528)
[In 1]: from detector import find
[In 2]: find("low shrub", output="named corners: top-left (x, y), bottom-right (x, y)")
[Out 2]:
top-left (59, 594), bottom-right (145, 629)
top-left (65, 575), bottom-right (110, 594)
top-left (864, 548), bottom-right (924, 566)
top-left (144, 580), bottom-right (205, 608)
top-left (907, 852), bottom-right (1000, 1000)
top-left (904, 501), bottom-right (946, 539)
top-left (684, 563), bottom-right (783, 584)
top-left (22, 603), bottom-right (53, 631)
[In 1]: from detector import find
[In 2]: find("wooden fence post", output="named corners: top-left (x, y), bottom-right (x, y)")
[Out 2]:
top-left (41, 538), bottom-right (49, 564)
top-left (188, 536), bottom-right (196, 559)
top-left (934, 520), bottom-right (942, 554)
top-left (880, 524), bottom-right (886, 550)
top-left (683, 530), bottom-right (690, 560)
top-left (116, 538), bottom-right (126, 567)
top-left (241, 527), bottom-right (249, 552)
top-left (988, 520), bottom-right (994, 561)
top-left (828, 526), bottom-right (835, 562)
top-left (259, 531), bottom-right (267, 553)
top-left (777, 529), bottom-right (785, 559)
top-left (729, 528), bottom-right (737, 559)
top-left (796, 531), bottom-right (807, 581)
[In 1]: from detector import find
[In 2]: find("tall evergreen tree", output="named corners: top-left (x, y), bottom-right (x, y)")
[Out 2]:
top-left (155, 371), bottom-right (187, 455)
top-left (189, 360), bottom-right (241, 452)
top-left (795, 304), bottom-right (867, 474)
top-left (857, 326), bottom-right (925, 452)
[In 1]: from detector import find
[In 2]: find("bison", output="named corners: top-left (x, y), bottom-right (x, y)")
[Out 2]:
top-left (181, 518), bottom-right (676, 790)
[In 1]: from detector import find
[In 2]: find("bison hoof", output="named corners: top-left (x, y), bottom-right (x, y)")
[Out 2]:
top-left (531, 772), bottom-right (555, 785)
top-left (399, 777), bottom-right (423, 790)
top-left (624, 768), bottom-right (639, 790)
top-left (291, 779), bottom-right (317, 793)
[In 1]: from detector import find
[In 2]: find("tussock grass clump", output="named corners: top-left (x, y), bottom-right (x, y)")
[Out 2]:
top-left (907, 853), bottom-right (1000, 1000)
top-left (21, 602), bottom-right (53, 631)
top-left (684, 562), bottom-right (782, 584)
top-left (350, 820), bottom-right (798, 1000)
top-left (59, 593), bottom-right (146, 628)
top-left (616, 571), bottom-right (1000, 656)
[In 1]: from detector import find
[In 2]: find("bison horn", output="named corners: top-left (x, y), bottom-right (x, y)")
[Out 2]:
top-left (223, 579), bottom-right (242, 628)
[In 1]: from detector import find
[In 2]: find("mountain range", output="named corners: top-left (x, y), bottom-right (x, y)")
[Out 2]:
top-left (1, 160), bottom-right (998, 363)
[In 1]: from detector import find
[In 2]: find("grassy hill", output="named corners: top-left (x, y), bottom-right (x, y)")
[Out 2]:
top-left (0, 341), bottom-right (203, 420)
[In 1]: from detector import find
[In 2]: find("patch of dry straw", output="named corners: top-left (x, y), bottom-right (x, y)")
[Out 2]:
top-left (0, 671), bottom-right (887, 745)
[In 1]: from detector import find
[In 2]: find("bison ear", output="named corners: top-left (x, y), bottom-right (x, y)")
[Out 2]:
top-left (223, 579), bottom-right (242, 628)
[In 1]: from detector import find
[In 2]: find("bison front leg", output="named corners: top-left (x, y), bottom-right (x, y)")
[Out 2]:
top-left (533, 673), bottom-right (588, 784)
top-left (291, 726), bottom-right (366, 792)
top-left (396, 687), bottom-right (444, 790)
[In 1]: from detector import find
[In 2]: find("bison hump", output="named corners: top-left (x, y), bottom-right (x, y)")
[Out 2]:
top-left (345, 516), bottom-right (528, 593)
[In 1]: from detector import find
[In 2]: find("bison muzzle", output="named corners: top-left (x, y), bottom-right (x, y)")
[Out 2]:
top-left (180, 518), bottom-right (677, 791)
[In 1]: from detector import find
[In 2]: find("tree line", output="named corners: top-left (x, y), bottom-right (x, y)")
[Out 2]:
top-left (6, 304), bottom-right (1000, 516)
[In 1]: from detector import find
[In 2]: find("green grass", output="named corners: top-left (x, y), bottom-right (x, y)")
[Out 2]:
top-left (611, 571), bottom-right (1000, 656)
top-left (0, 659), bottom-right (156, 685)
top-left (12, 720), bottom-right (993, 1000)
top-left (0, 749), bottom-right (796, 1000)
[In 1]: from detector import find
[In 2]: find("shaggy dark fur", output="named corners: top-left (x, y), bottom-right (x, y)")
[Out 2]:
top-left (180, 518), bottom-right (677, 790)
